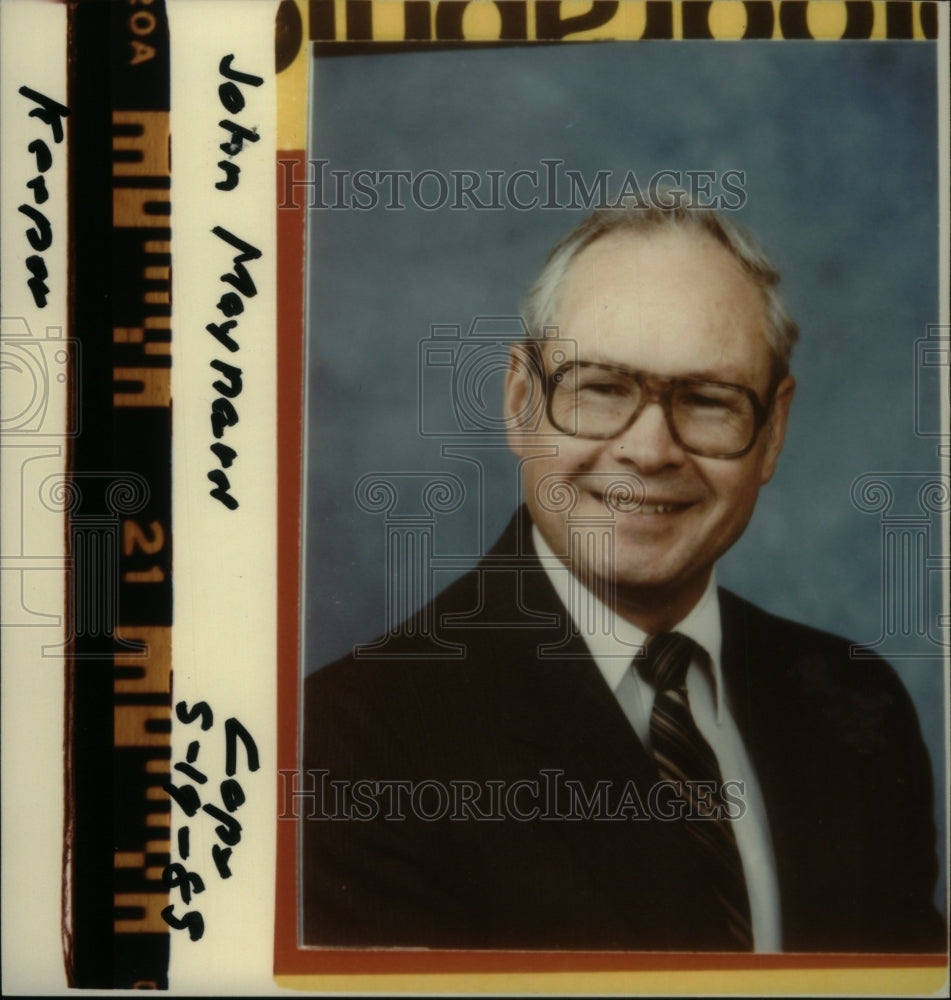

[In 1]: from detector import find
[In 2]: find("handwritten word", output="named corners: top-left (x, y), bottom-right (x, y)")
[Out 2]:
top-left (202, 51), bottom-right (265, 511)
top-left (17, 86), bottom-right (69, 308)
top-left (216, 55), bottom-right (263, 192)
top-left (205, 226), bottom-right (262, 510)
top-left (161, 700), bottom-right (260, 941)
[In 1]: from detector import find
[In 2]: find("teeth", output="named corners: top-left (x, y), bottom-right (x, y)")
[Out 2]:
top-left (592, 492), bottom-right (687, 514)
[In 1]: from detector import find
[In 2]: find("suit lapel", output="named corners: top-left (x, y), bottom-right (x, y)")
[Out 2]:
top-left (718, 588), bottom-right (811, 948)
top-left (477, 507), bottom-right (652, 764)
top-left (471, 514), bottom-right (735, 946)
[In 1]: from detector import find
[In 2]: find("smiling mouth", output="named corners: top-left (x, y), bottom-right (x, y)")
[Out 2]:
top-left (635, 502), bottom-right (693, 514)
top-left (590, 490), bottom-right (693, 515)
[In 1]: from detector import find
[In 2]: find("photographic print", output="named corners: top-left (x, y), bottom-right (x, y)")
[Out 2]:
top-left (278, 1), bottom-right (949, 993)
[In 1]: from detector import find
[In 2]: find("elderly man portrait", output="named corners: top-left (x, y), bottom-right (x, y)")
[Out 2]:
top-left (301, 201), bottom-right (945, 953)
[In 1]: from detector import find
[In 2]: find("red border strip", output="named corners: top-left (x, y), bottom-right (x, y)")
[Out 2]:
top-left (275, 146), bottom-right (307, 974)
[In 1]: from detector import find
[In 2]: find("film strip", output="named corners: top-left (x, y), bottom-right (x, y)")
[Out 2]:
top-left (65, 0), bottom-right (172, 988)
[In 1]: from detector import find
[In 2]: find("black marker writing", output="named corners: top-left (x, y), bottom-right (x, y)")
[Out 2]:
top-left (204, 226), bottom-right (262, 511)
top-left (215, 55), bottom-right (263, 192)
top-left (17, 86), bottom-right (69, 308)
top-left (161, 700), bottom-right (260, 941)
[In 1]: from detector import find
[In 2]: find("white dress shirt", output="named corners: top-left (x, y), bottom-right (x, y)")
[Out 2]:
top-left (533, 525), bottom-right (783, 952)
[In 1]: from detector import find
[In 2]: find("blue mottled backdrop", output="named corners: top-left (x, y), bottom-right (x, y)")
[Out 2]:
top-left (302, 41), bottom-right (944, 908)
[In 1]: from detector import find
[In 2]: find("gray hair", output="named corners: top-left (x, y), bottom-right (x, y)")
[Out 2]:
top-left (521, 199), bottom-right (799, 381)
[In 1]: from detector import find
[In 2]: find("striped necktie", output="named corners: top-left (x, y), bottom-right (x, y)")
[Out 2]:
top-left (636, 631), bottom-right (753, 951)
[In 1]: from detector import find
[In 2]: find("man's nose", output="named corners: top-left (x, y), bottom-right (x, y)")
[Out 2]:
top-left (608, 401), bottom-right (685, 471)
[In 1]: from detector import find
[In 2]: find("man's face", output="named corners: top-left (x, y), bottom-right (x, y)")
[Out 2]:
top-left (506, 227), bottom-right (795, 628)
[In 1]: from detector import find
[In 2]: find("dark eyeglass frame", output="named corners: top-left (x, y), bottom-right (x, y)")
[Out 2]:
top-left (544, 359), bottom-right (775, 460)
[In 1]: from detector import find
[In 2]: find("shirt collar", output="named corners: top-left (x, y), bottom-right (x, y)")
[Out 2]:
top-left (532, 524), bottom-right (726, 720)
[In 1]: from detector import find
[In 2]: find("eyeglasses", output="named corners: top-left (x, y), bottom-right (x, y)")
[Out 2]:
top-left (545, 361), bottom-right (773, 459)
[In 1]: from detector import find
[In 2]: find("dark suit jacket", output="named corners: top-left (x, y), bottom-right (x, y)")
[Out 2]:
top-left (302, 508), bottom-right (945, 952)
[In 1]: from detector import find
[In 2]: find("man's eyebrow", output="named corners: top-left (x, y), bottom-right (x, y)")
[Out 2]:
top-left (677, 366), bottom-right (751, 385)
top-left (571, 357), bottom-right (753, 385)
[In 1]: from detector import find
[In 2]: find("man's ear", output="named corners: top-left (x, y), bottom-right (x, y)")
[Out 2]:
top-left (759, 374), bottom-right (795, 485)
top-left (504, 342), bottom-right (544, 457)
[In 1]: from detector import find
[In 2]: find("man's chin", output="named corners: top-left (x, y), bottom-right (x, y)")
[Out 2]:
top-left (569, 547), bottom-right (692, 596)
top-left (611, 566), bottom-right (712, 630)
top-left (600, 539), bottom-right (707, 595)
